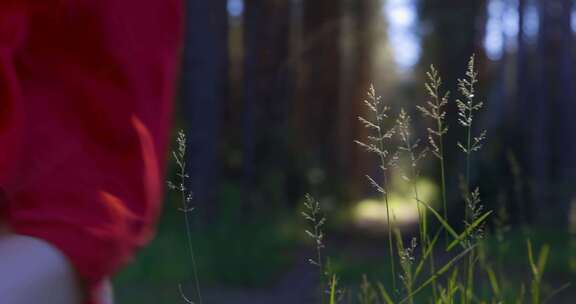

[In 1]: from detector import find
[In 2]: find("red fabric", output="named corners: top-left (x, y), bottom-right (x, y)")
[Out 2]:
top-left (0, 1), bottom-right (183, 303)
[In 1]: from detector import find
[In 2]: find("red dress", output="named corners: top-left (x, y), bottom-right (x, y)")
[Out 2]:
top-left (0, 1), bottom-right (183, 303)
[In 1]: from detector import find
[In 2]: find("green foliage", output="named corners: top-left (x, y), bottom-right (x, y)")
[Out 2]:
top-left (116, 182), bottom-right (299, 304)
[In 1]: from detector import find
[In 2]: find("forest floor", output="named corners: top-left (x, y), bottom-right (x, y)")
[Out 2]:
top-left (116, 219), bottom-right (576, 303)
top-left (116, 248), bottom-right (317, 303)
top-left (201, 250), bottom-right (318, 304)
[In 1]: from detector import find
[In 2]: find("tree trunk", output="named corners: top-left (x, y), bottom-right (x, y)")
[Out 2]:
top-left (242, 0), bottom-right (292, 212)
top-left (292, 0), bottom-right (343, 196)
top-left (181, 0), bottom-right (228, 221)
top-left (340, 0), bottom-right (378, 200)
top-left (534, 0), bottom-right (574, 226)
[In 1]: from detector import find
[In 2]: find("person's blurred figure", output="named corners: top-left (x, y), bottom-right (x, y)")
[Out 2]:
top-left (0, 1), bottom-right (183, 303)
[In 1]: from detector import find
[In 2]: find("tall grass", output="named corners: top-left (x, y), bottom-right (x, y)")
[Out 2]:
top-left (417, 65), bottom-right (449, 239)
top-left (301, 55), bottom-right (569, 303)
top-left (167, 130), bottom-right (203, 304)
top-left (303, 194), bottom-right (328, 304)
top-left (167, 55), bottom-right (569, 304)
top-left (356, 86), bottom-right (399, 290)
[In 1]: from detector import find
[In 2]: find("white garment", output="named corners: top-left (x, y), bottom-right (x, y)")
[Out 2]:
top-left (0, 229), bottom-right (114, 304)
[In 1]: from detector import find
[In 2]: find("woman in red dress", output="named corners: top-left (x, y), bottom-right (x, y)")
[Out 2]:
top-left (0, 1), bottom-right (183, 303)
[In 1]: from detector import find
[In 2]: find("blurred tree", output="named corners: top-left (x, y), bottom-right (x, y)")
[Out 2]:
top-left (509, 0), bottom-right (533, 225)
top-left (531, 0), bottom-right (575, 226)
top-left (181, 0), bottom-right (228, 221)
top-left (340, 0), bottom-right (379, 200)
top-left (242, 0), bottom-right (292, 212)
top-left (517, 0), bottom-right (528, 121)
top-left (292, 0), bottom-right (343, 196)
top-left (516, 0), bottom-right (528, 143)
top-left (419, 0), bottom-right (486, 90)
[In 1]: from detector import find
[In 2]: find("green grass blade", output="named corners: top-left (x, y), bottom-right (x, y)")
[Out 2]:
top-left (537, 244), bottom-right (550, 279)
top-left (377, 282), bottom-right (395, 304)
top-left (415, 198), bottom-right (460, 245)
top-left (527, 239), bottom-right (537, 276)
top-left (486, 266), bottom-right (500, 297)
top-left (446, 210), bottom-right (493, 251)
top-left (448, 267), bottom-right (460, 302)
top-left (329, 275), bottom-right (338, 304)
top-left (415, 228), bottom-right (442, 280)
top-left (399, 245), bottom-right (476, 304)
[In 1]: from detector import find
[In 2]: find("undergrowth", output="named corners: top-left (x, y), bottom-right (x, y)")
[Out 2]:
top-left (166, 55), bottom-right (570, 304)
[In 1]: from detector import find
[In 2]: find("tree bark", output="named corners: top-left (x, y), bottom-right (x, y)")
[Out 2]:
top-left (242, 0), bottom-right (292, 212)
top-left (535, 0), bottom-right (574, 226)
top-left (181, 0), bottom-right (228, 220)
top-left (292, 0), bottom-right (343, 194)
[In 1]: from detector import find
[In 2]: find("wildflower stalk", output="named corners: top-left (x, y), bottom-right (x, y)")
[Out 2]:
top-left (397, 109), bottom-right (427, 244)
top-left (356, 85), bottom-right (398, 292)
top-left (302, 194), bottom-right (327, 304)
top-left (417, 65), bottom-right (450, 240)
top-left (396, 109), bottom-right (438, 302)
top-left (416, 68), bottom-right (452, 302)
top-left (456, 55), bottom-right (486, 304)
top-left (167, 130), bottom-right (203, 304)
top-left (397, 236), bottom-right (417, 304)
top-left (456, 55), bottom-right (485, 216)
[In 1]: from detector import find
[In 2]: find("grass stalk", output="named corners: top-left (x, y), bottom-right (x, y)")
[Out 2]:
top-left (396, 109), bottom-right (438, 301)
top-left (302, 194), bottom-right (327, 304)
top-left (418, 65), bottom-right (450, 237)
top-left (455, 55), bottom-right (485, 304)
top-left (168, 130), bottom-right (203, 304)
top-left (357, 85), bottom-right (398, 292)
